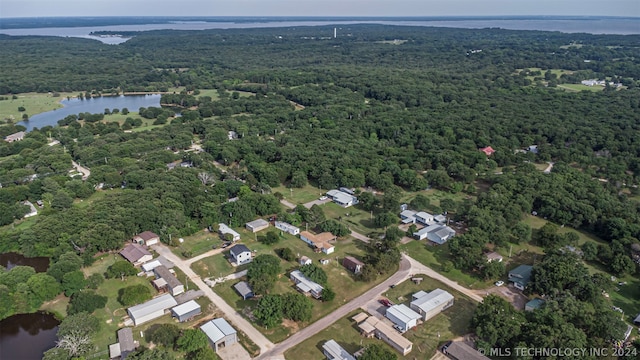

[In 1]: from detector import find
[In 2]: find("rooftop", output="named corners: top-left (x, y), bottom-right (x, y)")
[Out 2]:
top-left (445, 341), bottom-right (490, 360)
top-left (153, 265), bottom-right (183, 289)
top-left (128, 294), bottom-right (177, 320)
top-left (117, 328), bottom-right (136, 353)
top-left (411, 289), bottom-right (454, 313)
top-left (343, 256), bottom-right (364, 266)
top-left (323, 340), bottom-right (356, 360)
top-left (120, 243), bottom-right (151, 263)
top-left (525, 298), bottom-right (545, 310)
top-left (230, 244), bottom-right (251, 255)
top-left (135, 231), bottom-right (159, 241)
top-left (246, 218), bottom-right (269, 228)
top-left (233, 281), bottom-right (253, 298)
top-left (291, 270), bottom-right (324, 294)
top-left (201, 318), bottom-right (236, 343)
top-left (387, 304), bottom-right (421, 324)
top-left (171, 300), bottom-right (200, 316)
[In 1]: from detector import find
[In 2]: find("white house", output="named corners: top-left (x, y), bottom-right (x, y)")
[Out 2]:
top-left (127, 294), bottom-right (177, 326)
top-left (400, 210), bottom-right (417, 224)
top-left (322, 339), bottom-right (356, 360)
top-left (171, 300), bottom-right (201, 322)
top-left (200, 318), bottom-right (238, 352)
top-left (410, 289), bottom-right (454, 321)
top-left (414, 211), bottom-right (434, 225)
top-left (413, 225), bottom-right (455, 244)
top-left (385, 304), bottom-right (421, 332)
top-left (275, 221), bottom-right (300, 235)
top-left (229, 244), bottom-right (252, 265)
top-left (218, 223), bottom-right (240, 241)
top-left (299, 256), bottom-right (312, 266)
top-left (326, 189), bottom-right (358, 208)
top-left (290, 270), bottom-right (324, 299)
top-left (4, 131), bottom-right (25, 143)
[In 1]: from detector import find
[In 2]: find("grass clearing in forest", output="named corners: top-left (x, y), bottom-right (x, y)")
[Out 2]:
top-left (172, 228), bottom-right (224, 258)
top-left (557, 84), bottom-right (604, 92)
top-left (0, 92), bottom-right (75, 122)
top-left (272, 184), bottom-right (326, 205)
top-left (286, 274), bottom-right (477, 360)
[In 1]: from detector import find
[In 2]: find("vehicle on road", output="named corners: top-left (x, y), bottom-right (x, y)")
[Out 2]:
top-left (495, 280), bottom-right (504, 287)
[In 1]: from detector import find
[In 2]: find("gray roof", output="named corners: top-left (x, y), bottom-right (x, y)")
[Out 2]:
top-left (233, 281), bottom-right (253, 298)
top-left (218, 223), bottom-right (240, 238)
top-left (246, 218), bottom-right (269, 228)
top-left (323, 340), bottom-right (356, 360)
top-left (411, 289), bottom-right (454, 313)
top-left (445, 341), bottom-right (490, 360)
top-left (327, 189), bottom-right (357, 205)
top-left (171, 300), bottom-right (201, 316)
top-left (201, 318), bottom-right (236, 343)
top-left (153, 265), bottom-right (183, 289)
top-left (230, 244), bottom-right (251, 256)
top-left (387, 304), bottom-right (421, 324)
top-left (290, 270), bottom-right (323, 294)
top-left (117, 328), bottom-right (136, 353)
top-left (128, 294), bottom-right (177, 320)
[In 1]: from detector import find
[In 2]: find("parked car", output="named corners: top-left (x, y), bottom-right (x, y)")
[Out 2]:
top-left (378, 298), bottom-right (393, 307)
top-left (319, 196), bottom-right (328, 201)
top-left (495, 280), bottom-right (505, 287)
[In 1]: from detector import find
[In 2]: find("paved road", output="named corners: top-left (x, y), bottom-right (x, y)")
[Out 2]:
top-left (259, 256), bottom-right (412, 359)
top-left (72, 160), bottom-right (90, 180)
top-left (152, 244), bottom-right (275, 356)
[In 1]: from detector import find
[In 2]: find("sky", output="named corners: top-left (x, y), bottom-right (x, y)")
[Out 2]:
top-left (1, 0), bottom-right (639, 18)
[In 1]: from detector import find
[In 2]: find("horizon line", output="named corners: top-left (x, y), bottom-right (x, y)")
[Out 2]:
top-left (2, 15), bottom-right (639, 19)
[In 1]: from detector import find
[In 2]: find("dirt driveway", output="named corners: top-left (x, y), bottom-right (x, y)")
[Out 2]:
top-left (476, 284), bottom-right (527, 310)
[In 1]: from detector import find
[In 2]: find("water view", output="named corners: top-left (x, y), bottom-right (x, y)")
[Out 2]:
top-left (18, 94), bottom-right (161, 132)
top-left (0, 312), bottom-right (60, 360)
top-left (0, 252), bottom-right (50, 272)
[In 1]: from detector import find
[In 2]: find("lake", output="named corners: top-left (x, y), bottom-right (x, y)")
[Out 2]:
top-left (0, 18), bottom-right (638, 44)
top-left (0, 252), bottom-right (50, 272)
top-left (18, 94), bottom-right (161, 132)
top-left (0, 312), bottom-right (60, 360)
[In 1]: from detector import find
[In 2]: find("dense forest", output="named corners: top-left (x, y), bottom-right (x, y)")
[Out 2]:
top-left (1, 24), bottom-right (639, 357)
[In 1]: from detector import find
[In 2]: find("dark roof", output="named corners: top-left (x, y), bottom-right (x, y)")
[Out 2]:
top-left (135, 231), bottom-right (159, 241)
top-left (445, 342), bottom-right (490, 360)
top-left (117, 328), bottom-right (136, 353)
top-left (525, 298), bottom-right (545, 310)
top-left (119, 243), bottom-right (151, 263)
top-left (230, 244), bottom-right (250, 255)
top-left (234, 281), bottom-right (254, 298)
top-left (343, 256), bottom-right (365, 267)
top-left (153, 265), bottom-right (183, 289)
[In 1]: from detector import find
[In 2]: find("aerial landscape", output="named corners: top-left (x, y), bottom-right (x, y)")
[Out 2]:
top-left (0, 1), bottom-right (639, 360)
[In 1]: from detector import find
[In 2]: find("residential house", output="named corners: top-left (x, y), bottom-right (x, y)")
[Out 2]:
top-left (434, 214), bottom-right (447, 224)
top-left (22, 200), bottom-right (38, 218)
top-left (108, 328), bottom-right (137, 360)
top-left (413, 225), bottom-right (455, 244)
top-left (342, 256), bottom-right (364, 274)
top-left (480, 146), bottom-right (496, 156)
top-left (444, 341), bottom-right (490, 360)
top-left (4, 131), bottom-right (25, 143)
top-left (319, 258), bottom-right (330, 265)
top-left (233, 281), bottom-right (254, 300)
top-left (120, 243), bottom-right (153, 266)
top-left (527, 145), bottom-right (539, 154)
top-left (133, 231), bottom-right (160, 246)
top-left (410, 289), bottom-right (454, 321)
top-left (322, 339), bottom-right (356, 360)
top-left (200, 318), bottom-right (238, 352)
top-left (300, 231), bottom-right (336, 254)
top-left (485, 252), bottom-right (503, 263)
top-left (153, 265), bottom-right (184, 296)
top-left (326, 189), bottom-right (358, 208)
top-left (229, 244), bottom-right (252, 265)
top-left (275, 221), bottom-right (300, 235)
top-left (634, 314), bottom-right (640, 326)
top-left (245, 219), bottom-right (269, 233)
top-left (127, 294), bottom-right (177, 326)
top-left (290, 269), bottom-right (324, 299)
top-left (171, 300), bottom-right (201, 322)
top-left (508, 265), bottom-right (533, 291)
top-left (400, 210), bottom-right (417, 224)
top-left (356, 315), bottom-right (413, 355)
top-left (525, 298), bottom-right (545, 312)
top-left (299, 256), bottom-right (312, 266)
top-left (386, 304), bottom-right (421, 332)
top-left (415, 211), bottom-right (434, 225)
top-left (218, 223), bottom-right (240, 241)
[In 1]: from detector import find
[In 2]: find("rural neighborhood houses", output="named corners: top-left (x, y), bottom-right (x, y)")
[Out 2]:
top-left (229, 244), bottom-right (252, 265)
top-left (299, 255), bottom-right (312, 266)
top-left (443, 341), bottom-right (490, 360)
top-left (218, 223), bottom-right (240, 241)
top-left (153, 265), bottom-right (184, 296)
top-left (413, 224), bottom-right (456, 244)
top-left (171, 300), bottom-right (201, 322)
top-left (4, 131), bottom-right (25, 143)
top-left (356, 314), bottom-right (413, 355)
top-left (133, 231), bottom-right (160, 246)
top-left (326, 189), bottom-right (359, 207)
top-left (245, 218), bottom-right (269, 233)
top-left (410, 289), bottom-right (455, 321)
top-left (290, 269), bottom-right (324, 299)
top-left (127, 294), bottom-right (178, 326)
top-left (119, 243), bottom-right (153, 266)
top-left (342, 256), bottom-right (365, 274)
top-left (322, 339), bottom-right (356, 360)
top-left (509, 264), bottom-right (533, 291)
top-left (108, 328), bottom-right (138, 360)
top-left (200, 318), bottom-right (238, 352)
top-left (525, 298), bottom-right (545, 312)
top-left (385, 304), bottom-right (421, 332)
top-left (300, 231), bottom-right (336, 254)
top-left (275, 221), bottom-right (300, 235)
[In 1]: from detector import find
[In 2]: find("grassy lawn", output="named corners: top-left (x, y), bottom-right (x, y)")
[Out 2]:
top-left (172, 229), bottom-right (224, 258)
top-left (557, 84), bottom-right (604, 92)
top-left (192, 252), bottom-right (238, 279)
top-left (285, 274), bottom-right (478, 360)
top-left (82, 253), bottom-right (117, 277)
top-left (272, 184), bottom-right (325, 205)
top-left (399, 240), bottom-right (491, 289)
top-left (0, 92), bottom-right (75, 122)
top-left (322, 202), bottom-right (377, 235)
top-left (39, 294), bottom-right (70, 320)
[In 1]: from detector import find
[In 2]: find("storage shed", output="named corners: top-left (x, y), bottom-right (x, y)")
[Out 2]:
top-left (200, 318), bottom-right (238, 352)
top-left (127, 294), bottom-right (177, 326)
top-left (171, 300), bottom-right (201, 322)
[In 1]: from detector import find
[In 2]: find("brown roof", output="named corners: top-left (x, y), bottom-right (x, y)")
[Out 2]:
top-left (300, 231), bottom-right (335, 250)
top-left (485, 252), bottom-right (503, 261)
top-left (135, 231), bottom-right (159, 241)
top-left (120, 243), bottom-right (151, 263)
top-left (153, 265), bottom-right (183, 290)
top-left (315, 232), bottom-right (337, 243)
top-left (343, 256), bottom-right (365, 267)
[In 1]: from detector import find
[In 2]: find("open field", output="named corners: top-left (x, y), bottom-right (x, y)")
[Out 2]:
top-left (172, 228), bottom-right (224, 258)
top-left (285, 274), bottom-right (478, 360)
top-left (322, 202), bottom-right (377, 235)
top-left (557, 84), bottom-right (604, 92)
top-left (39, 294), bottom-right (70, 320)
top-left (0, 92), bottom-right (75, 122)
top-left (272, 184), bottom-right (326, 205)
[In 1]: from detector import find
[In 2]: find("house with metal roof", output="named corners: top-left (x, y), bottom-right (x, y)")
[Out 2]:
top-left (413, 224), bottom-right (455, 244)
top-left (141, 257), bottom-right (174, 273)
top-left (171, 300), bottom-right (201, 322)
top-left (415, 211), bottom-right (435, 225)
top-left (525, 298), bottom-right (545, 312)
top-left (153, 265), bottom-right (184, 296)
top-left (4, 131), bottom-right (25, 143)
top-left (508, 264), bottom-right (533, 291)
top-left (322, 339), bottom-right (356, 360)
top-left (400, 210), bottom-right (417, 224)
top-left (233, 281), bottom-right (254, 300)
top-left (218, 223), bottom-right (240, 241)
top-left (386, 304), bottom-right (421, 332)
top-left (108, 328), bottom-right (137, 360)
top-left (357, 315), bottom-right (413, 355)
top-left (410, 289), bottom-right (454, 321)
top-left (245, 218), bottom-right (269, 233)
top-left (275, 221), bottom-right (300, 235)
top-left (127, 294), bottom-right (177, 326)
top-left (444, 341), bottom-right (490, 360)
top-left (326, 189), bottom-right (358, 208)
top-left (120, 243), bottom-right (152, 266)
top-left (290, 270), bottom-right (324, 299)
top-left (133, 231), bottom-right (160, 246)
top-left (434, 214), bottom-right (447, 223)
top-left (229, 244), bottom-right (252, 265)
top-left (200, 318), bottom-right (237, 352)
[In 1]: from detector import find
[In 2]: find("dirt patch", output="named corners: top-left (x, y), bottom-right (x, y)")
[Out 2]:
top-left (476, 285), bottom-right (528, 310)
top-left (282, 319), bottom-right (299, 333)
